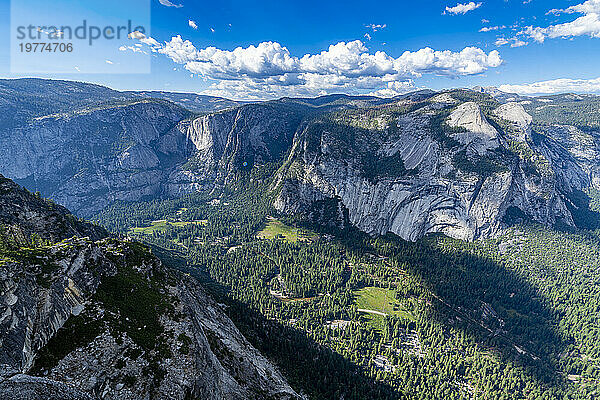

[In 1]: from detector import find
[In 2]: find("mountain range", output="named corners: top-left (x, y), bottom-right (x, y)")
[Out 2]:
top-left (2, 78), bottom-right (600, 241)
top-left (4, 78), bottom-right (600, 398)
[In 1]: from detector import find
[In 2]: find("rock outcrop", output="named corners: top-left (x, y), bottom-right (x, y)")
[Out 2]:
top-left (447, 102), bottom-right (499, 154)
top-left (0, 176), bottom-right (301, 400)
top-left (0, 175), bottom-right (107, 243)
top-left (0, 79), bottom-right (245, 217)
top-left (494, 102), bottom-right (533, 129)
top-left (162, 102), bottom-right (310, 196)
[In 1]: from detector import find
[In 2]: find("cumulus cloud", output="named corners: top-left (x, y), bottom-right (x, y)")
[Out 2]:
top-left (394, 47), bottom-right (502, 76)
top-left (554, 0), bottom-right (600, 15)
top-left (368, 81), bottom-right (417, 97)
top-left (158, 0), bottom-right (183, 8)
top-left (188, 20), bottom-right (198, 29)
top-left (152, 36), bottom-right (501, 79)
top-left (299, 41), bottom-right (394, 77)
top-left (513, 0), bottom-right (600, 44)
top-left (133, 35), bottom-right (502, 100)
top-left (185, 40), bottom-right (298, 79)
top-left (499, 77), bottom-right (600, 95)
top-left (128, 31), bottom-right (146, 40)
top-left (159, 35), bottom-right (202, 63)
top-left (445, 2), bottom-right (482, 15)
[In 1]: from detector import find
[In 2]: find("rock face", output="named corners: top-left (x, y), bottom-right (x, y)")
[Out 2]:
top-left (0, 84), bottom-right (314, 216)
top-left (0, 175), bottom-right (107, 243)
top-left (447, 102), bottom-right (499, 154)
top-left (162, 102), bottom-right (307, 196)
top-left (494, 102), bottom-right (533, 129)
top-left (0, 374), bottom-right (94, 400)
top-left (0, 100), bottom-right (189, 216)
top-left (0, 80), bottom-right (397, 217)
top-left (0, 79), bottom-right (245, 217)
top-left (0, 177), bottom-right (301, 400)
top-left (273, 91), bottom-right (590, 241)
top-left (0, 238), bottom-right (119, 374)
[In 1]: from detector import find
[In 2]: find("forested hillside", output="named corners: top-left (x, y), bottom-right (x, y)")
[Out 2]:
top-left (94, 165), bottom-right (600, 399)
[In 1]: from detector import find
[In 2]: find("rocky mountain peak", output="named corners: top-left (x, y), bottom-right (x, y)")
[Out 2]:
top-left (494, 102), bottom-right (533, 128)
top-left (448, 102), bottom-right (498, 137)
top-left (447, 101), bottom-right (499, 154)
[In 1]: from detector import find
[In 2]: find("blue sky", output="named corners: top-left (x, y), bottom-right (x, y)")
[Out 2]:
top-left (1, 0), bottom-right (600, 99)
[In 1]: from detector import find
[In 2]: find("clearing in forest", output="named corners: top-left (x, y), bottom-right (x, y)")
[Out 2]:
top-left (128, 219), bottom-right (207, 235)
top-left (257, 217), bottom-right (316, 242)
top-left (354, 287), bottom-right (414, 329)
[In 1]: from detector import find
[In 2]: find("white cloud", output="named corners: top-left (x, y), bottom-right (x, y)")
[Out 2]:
top-left (133, 35), bottom-right (502, 100)
top-left (499, 77), bottom-right (600, 95)
top-left (141, 37), bottom-right (160, 47)
top-left (128, 31), bottom-right (160, 48)
top-left (299, 41), bottom-right (394, 77)
top-left (479, 25), bottom-right (505, 32)
top-left (185, 40), bottom-right (298, 79)
top-left (368, 81), bottom-right (417, 97)
top-left (364, 33), bottom-right (372, 40)
top-left (119, 45), bottom-right (146, 54)
top-left (158, 0), bottom-right (183, 8)
top-left (559, 0), bottom-right (600, 15)
top-left (158, 35), bottom-right (200, 63)
top-left (366, 23), bottom-right (387, 32)
top-left (393, 46), bottom-right (502, 76)
top-left (128, 31), bottom-right (146, 40)
top-left (445, 2), bottom-right (482, 15)
top-left (105, 59), bottom-right (113, 64)
top-left (510, 39), bottom-right (528, 47)
top-left (495, 37), bottom-right (509, 46)
top-left (516, 0), bottom-right (600, 43)
top-left (188, 20), bottom-right (198, 29)
top-left (495, 37), bottom-right (528, 47)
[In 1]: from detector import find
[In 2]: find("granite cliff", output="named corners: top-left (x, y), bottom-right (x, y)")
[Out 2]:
top-left (273, 92), bottom-right (599, 241)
